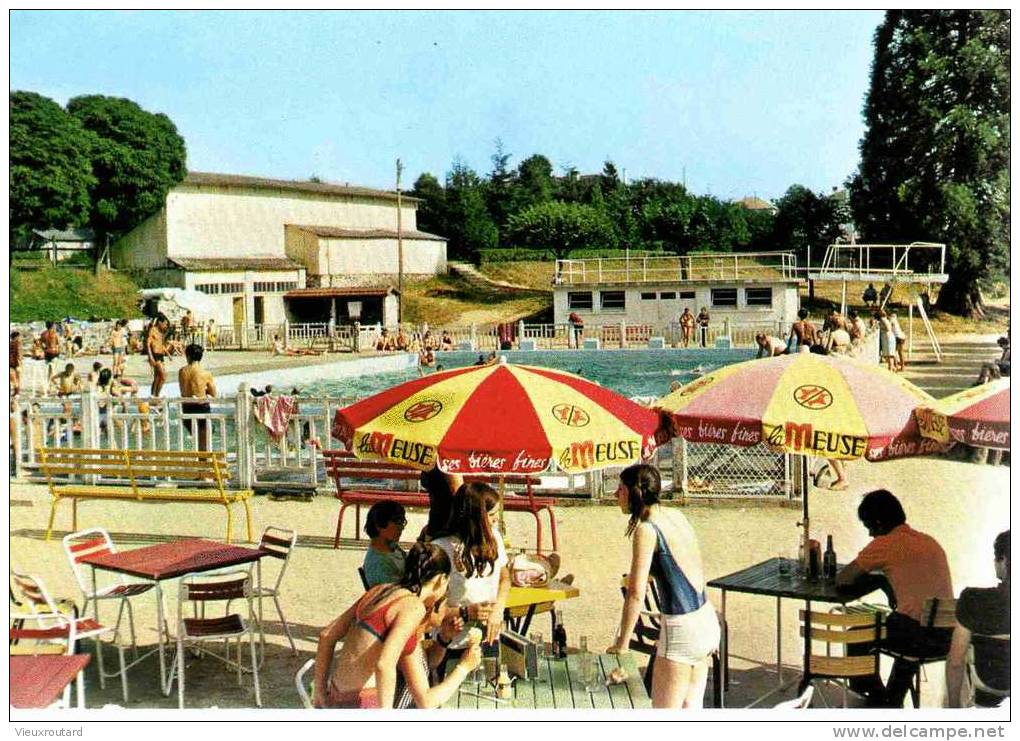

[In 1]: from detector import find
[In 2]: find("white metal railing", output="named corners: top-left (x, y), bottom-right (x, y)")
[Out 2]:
top-left (813, 242), bottom-right (947, 280)
top-left (555, 251), bottom-right (799, 286)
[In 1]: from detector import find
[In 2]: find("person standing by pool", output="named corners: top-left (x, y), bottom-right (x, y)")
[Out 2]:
top-left (679, 307), bottom-right (695, 348)
top-left (836, 489), bottom-right (953, 708)
top-left (178, 343), bottom-right (216, 451)
top-left (787, 309), bottom-right (818, 353)
top-left (890, 312), bottom-right (907, 371)
top-left (875, 310), bottom-right (896, 371)
top-left (696, 307), bottom-right (710, 348)
top-left (41, 321), bottom-right (61, 373)
top-left (363, 501), bottom-right (408, 587)
top-left (146, 314), bottom-right (170, 397)
top-left (608, 464), bottom-right (719, 708)
top-left (568, 312), bottom-right (585, 349)
top-left (10, 331), bottom-right (22, 397)
top-left (109, 319), bottom-right (128, 378)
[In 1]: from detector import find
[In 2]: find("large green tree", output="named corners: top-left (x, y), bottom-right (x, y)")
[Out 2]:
top-left (507, 201), bottom-right (617, 260)
top-left (444, 159), bottom-right (498, 262)
top-left (849, 10), bottom-right (1009, 316)
top-left (67, 95), bottom-right (187, 262)
top-left (9, 91), bottom-right (96, 249)
top-left (410, 172), bottom-right (446, 236)
top-left (772, 185), bottom-right (847, 265)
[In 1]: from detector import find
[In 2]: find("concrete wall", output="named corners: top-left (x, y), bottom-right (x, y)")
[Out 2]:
top-left (553, 282), bottom-right (800, 327)
top-left (111, 210), bottom-right (168, 269)
top-left (320, 236), bottom-right (446, 277)
top-left (182, 268), bottom-right (305, 327)
top-left (283, 225), bottom-right (323, 273)
top-left (165, 187), bottom-right (419, 259)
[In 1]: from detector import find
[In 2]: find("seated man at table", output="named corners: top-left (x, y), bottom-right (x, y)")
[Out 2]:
top-left (362, 500), bottom-right (408, 587)
top-left (836, 489), bottom-right (954, 708)
top-left (946, 530), bottom-right (1010, 707)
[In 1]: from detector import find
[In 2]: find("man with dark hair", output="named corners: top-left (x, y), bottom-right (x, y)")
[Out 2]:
top-left (946, 531), bottom-right (1010, 707)
top-left (147, 313), bottom-right (170, 397)
top-left (41, 320), bottom-right (61, 370)
top-left (837, 489), bottom-right (953, 707)
top-left (787, 308), bottom-right (818, 353)
top-left (178, 343), bottom-right (215, 451)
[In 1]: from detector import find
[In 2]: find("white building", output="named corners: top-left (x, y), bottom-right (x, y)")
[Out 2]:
top-left (111, 172), bottom-right (447, 328)
top-left (553, 252), bottom-right (802, 335)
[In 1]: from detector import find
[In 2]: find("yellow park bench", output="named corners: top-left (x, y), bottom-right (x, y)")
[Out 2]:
top-left (38, 447), bottom-right (254, 544)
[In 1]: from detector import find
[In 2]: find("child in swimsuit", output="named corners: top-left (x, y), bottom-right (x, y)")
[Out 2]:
top-left (313, 542), bottom-right (480, 709)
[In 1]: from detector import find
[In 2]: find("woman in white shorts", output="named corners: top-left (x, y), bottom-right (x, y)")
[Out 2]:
top-left (608, 464), bottom-right (720, 708)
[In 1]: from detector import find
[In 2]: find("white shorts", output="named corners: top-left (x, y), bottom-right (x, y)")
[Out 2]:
top-left (656, 602), bottom-right (721, 665)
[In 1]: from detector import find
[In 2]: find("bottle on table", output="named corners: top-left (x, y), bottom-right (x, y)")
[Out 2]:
top-left (552, 610), bottom-right (568, 658)
top-left (823, 534), bottom-right (837, 581)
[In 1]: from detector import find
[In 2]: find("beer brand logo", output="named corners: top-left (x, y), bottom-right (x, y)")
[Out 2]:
top-left (551, 403), bottom-right (590, 427)
top-left (793, 384), bottom-right (833, 410)
top-left (404, 399), bottom-right (443, 422)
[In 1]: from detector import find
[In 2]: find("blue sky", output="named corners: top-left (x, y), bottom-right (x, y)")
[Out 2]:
top-left (11, 10), bottom-right (883, 201)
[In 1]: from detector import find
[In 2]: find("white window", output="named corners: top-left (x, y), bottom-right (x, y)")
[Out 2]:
top-left (745, 287), bottom-right (773, 307)
top-left (568, 292), bottom-right (593, 310)
top-left (711, 288), bottom-right (738, 307)
top-left (600, 291), bottom-right (626, 310)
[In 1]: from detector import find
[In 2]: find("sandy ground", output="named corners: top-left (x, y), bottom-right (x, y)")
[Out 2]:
top-left (10, 453), bottom-right (1008, 711)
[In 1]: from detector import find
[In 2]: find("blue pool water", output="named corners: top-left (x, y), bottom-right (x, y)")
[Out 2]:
top-left (300, 348), bottom-right (755, 400)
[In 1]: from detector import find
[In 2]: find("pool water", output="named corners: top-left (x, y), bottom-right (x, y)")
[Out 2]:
top-left (300, 348), bottom-right (755, 400)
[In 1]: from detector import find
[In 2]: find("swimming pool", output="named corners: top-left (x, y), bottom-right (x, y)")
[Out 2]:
top-left (300, 348), bottom-right (755, 400)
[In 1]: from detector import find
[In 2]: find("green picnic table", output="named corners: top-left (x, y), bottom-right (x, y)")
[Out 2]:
top-left (442, 652), bottom-right (651, 710)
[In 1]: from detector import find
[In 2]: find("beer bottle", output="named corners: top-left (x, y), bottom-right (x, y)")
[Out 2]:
top-left (552, 610), bottom-right (568, 659)
top-left (823, 535), bottom-right (837, 581)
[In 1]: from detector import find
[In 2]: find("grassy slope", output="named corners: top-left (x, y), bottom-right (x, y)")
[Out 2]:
top-left (10, 265), bottom-right (143, 322)
top-left (401, 272), bottom-right (549, 325)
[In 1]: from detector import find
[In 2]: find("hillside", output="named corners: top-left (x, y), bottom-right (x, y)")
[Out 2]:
top-left (10, 265), bottom-right (143, 322)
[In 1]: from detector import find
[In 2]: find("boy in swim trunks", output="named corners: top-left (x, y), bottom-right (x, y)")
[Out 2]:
top-left (147, 314), bottom-right (170, 397)
top-left (178, 343), bottom-right (216, 451)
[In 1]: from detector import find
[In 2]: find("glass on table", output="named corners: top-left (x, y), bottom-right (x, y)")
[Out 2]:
top-left (778, 552), bottom-right (793, 578)
top-left (578, 636), bottom-right (602, 693)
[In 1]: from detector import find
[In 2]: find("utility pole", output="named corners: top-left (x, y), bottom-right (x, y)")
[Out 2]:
top-left (396, 158), bottom-right (404, 323)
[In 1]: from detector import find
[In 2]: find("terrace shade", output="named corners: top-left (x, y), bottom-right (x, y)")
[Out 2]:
top-left (916, 378), bottom-right (1010, 451)
top-left (655, 353), bottom-right (943, 462)
top-left (331, 363), bottom-right (667, 474)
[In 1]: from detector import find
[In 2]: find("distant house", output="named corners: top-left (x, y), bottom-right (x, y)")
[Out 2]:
top-left (736, 196), bottom-right (777, 214)
top-left (31, 228), bottom-right (95, 263)
top-left (111, 172), bottom-right (447, 328)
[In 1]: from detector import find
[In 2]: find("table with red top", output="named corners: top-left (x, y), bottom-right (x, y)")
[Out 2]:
top-left (78, 538), bottom-right (267, 695)
top-left (11, 655), bottom-right (91, 709)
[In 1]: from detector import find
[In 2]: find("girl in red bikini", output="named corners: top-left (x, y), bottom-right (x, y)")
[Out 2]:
top-left (313, 542), bottom-right (481, 708)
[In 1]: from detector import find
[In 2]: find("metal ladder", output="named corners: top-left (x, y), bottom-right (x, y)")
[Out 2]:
top-left (910, 293), bottom-right (943, 362)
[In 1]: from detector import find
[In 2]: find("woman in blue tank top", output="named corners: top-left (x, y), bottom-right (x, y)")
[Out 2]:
top-left (607, 464), bottom-right (720, 709)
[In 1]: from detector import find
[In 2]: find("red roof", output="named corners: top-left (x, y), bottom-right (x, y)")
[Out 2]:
top-left (284, 286), bottom-right (399, 299)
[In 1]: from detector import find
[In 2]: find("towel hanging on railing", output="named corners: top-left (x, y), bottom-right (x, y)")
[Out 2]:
top-left (253, 395), bottom-right (298, 442)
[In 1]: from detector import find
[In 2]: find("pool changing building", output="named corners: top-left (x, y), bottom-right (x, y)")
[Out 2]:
top-left (111, 172), bottom-right (447, 329)
top-left (552, 252), bottom-right (802, 344)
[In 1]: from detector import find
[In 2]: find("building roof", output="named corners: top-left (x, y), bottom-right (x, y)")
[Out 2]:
top-left (183, 172), bottom-right (420, 204)
top-left (32, 228), bottom-right (95, 242)
top-left (288, 225), bottom-right (447, 241)
top-left (284, 286), bottom-right (399, 299)
top-left (169, 257), bottom-right (305, 272)
top-left (737, 196), bottom-right (775, 211)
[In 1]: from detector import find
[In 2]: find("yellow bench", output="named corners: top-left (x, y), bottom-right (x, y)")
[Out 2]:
top-left (38, 447), bottom-right (254, 543)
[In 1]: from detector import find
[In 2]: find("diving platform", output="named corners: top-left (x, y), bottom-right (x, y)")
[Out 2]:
top-left (806, 242), bottom-right (948, 284)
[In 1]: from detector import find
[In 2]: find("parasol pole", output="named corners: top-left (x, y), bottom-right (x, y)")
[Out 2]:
top-left (796, 454), bottom-right (810, 563)
top-left (498, 475), bottom-right (507, 547)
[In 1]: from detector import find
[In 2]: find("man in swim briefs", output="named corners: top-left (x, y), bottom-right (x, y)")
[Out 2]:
top-left (787, 308), bottom-right (818, 353)
top-left (147, 314), bottom-right (170, 397)
top-left (178, 343), bottom-right (216, 451)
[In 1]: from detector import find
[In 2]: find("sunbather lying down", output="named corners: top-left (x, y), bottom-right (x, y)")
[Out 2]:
top-left (272, 336), bottom-right (324, 356)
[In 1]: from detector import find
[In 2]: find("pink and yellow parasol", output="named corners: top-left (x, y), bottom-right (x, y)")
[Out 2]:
top-left (656, 353), bottom-right (944, 461)
top-left (916, 378), bottom-right (1010, 451)
top-left (332, 363), bottom-right (665, 474)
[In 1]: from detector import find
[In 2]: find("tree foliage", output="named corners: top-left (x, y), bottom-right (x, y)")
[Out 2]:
top-left (507, 201), bottom-right (618, 260)
top-left (67, 95), bottom-right (187, 240)
top-left (849, 10), bottom-right (1010, 316)
top-left (9, 91), bottom-right (96, 248)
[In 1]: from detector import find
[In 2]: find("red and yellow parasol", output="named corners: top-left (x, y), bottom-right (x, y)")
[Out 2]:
top-left (916, 378), bottom-right (1010, 451)
top-left (332, 363), bottom-right (665, 474)
top-left (656, 353), bottom-right (944, 461)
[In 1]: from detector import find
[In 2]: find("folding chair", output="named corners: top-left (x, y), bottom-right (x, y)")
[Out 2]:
top-left (62, 528), bottom-right (157, 655)
top-left (800, 609), bottom-right (883, 708)
top-left (296, 658), bottom-right (315, 708)
top-left (11, 569), bottom-right (129, 702)
top-left (968, 632), bottom-right (1009, 707)
top-left (879, 597), bottom-right (956, 708)
top-left (252, 526), bottom-right (298, 654)
top-left (171, 569), bottom-right (261, 709)
top-left (773, 684), bottom-right (814, 709)
top-left (10, 611), bottom-right (85, 709)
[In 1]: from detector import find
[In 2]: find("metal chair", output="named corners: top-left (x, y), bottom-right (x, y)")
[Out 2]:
top-left (800, 609), bottom-right (883, 708)
top-left (62, 528), bottom-right (157, 656)
top-left (10, 611), bottom-right (83, 709)
top-left (252, 526), bottom-right (298, 654)
top-left (171, 569), bottom-right (261, 709)
top-left (296, 658), bottom-right (315, 708)
top-left (879, 597), bottom-right (956, 708)
top-left (11, 569), bottom-right (129, 702)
